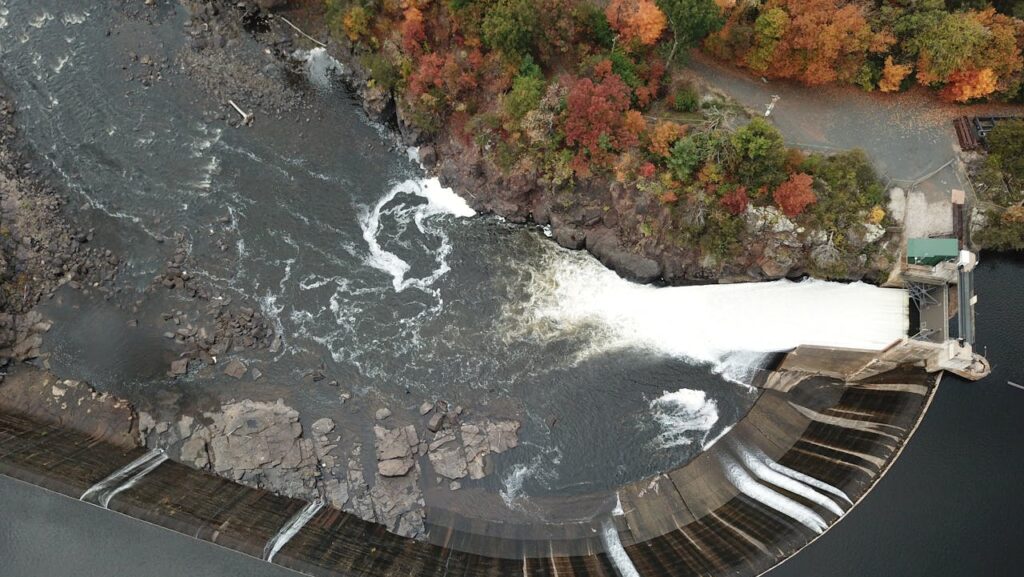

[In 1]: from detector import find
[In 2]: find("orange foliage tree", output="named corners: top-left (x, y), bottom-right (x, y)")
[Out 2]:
top-left (773, 173), bottom-right (817, 217)
top-left (878, 56), bottom-right (912, 93)
top-left (401, 7), bottom-right (426, 54)
top-left (941, 68), bottom-right (999, 102)
top-left (647, 121), bottom-right (686, 158)
top-left (606, 0), bottom-right (667, 47)
top-left (759, 0), bottom-right (877, 85)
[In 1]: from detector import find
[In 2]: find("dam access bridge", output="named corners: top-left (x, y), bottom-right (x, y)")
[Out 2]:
top-left (899, 189), bottom-right (989, 381)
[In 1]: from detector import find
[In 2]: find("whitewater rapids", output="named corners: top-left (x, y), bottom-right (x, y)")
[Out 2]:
top-left (504, 241), bottom-right (908, 381)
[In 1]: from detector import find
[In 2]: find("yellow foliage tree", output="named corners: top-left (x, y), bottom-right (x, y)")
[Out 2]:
top-left (606, 0), bottom-right (667, 47)
top-left (878, 56), bottom-right (912, 92)
top-left (868, 205), bottom-right (886, 225)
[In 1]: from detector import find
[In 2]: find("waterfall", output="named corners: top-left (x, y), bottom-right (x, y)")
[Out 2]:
top-left (264, 500), bottom-right (324, 563)
top-left (80, 449), bottom-right (167, 507)
top-left (599, 519), bottom-right (641, 577)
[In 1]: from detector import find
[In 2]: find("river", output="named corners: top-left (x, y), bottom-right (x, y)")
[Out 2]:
top-left (3, 254), bottom-right (1022, 576)
top-left (1, 0), bottom-right (1016, 574)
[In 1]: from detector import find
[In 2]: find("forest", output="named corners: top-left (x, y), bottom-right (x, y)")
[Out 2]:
top-left (320, 0), bottom-right (1023, 265)
top-left (707, 0), bottom-right (1024, 102)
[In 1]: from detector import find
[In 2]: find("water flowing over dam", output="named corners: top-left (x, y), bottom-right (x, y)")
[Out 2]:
top-left (0, 348), bottom-right (938, 577)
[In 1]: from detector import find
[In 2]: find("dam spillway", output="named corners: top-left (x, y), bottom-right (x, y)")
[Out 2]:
top-left (0, 347), bottom-right (937, 577)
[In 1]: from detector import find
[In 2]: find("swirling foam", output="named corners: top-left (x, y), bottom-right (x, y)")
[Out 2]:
top-left (359, 177), bottom-right (475, 292)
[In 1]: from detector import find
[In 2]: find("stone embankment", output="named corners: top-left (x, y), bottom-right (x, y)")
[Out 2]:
top-left (0, 346), bottom-right (936, 577)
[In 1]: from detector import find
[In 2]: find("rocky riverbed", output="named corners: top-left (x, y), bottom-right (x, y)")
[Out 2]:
top-left (0, 1), bottom-right (525, 540)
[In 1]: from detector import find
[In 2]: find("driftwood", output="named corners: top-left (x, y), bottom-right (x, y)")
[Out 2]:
top-left (228, 100), bottom-right (254, 126)
top-left (276, 16), bottom-right (327, 49)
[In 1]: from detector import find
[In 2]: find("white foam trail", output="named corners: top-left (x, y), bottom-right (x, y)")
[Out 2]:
top-left (500, 462), bottom-right (532, 510)
top-left (747, 445), bottom-right (853, 506)
top-left (650, 388), bottom-right (719, 448)
top-left (720, 454), bottom-right (827, 533)
top-left (506, 243), bottom-right (907, 383)
top-left (99, 452), bottom-right (169, 508)
top-left (29, 12), bottom-right (52, 28)
top-left (731, 442), bottom-right (844, 516)
top-left (600, 519), bottom-right (641, 577)
top-left (60, 12), bottom-right (87, 26)
top-left (80, 449), bottom-right (166, 504)
top-left (359, 178), bottom-right (475, 292)
top-left (265, 500), bottom-right (324, 562)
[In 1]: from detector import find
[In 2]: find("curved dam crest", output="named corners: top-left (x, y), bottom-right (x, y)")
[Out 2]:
top-left (0, 344), bottom-right (937, 577)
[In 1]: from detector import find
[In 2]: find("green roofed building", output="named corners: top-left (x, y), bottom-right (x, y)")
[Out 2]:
top-left (907, 238), bottom-right (959, 266)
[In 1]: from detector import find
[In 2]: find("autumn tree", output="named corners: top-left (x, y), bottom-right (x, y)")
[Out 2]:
top-left (647, 121), bottom-right (686, 158)
top-left (773, 173), bottom-right (817, 217)
top-left (720, 186), bottom-right (749, 215)
top-left (878, 56), bottom-right (912, 92)
top-left (563, 61), bottom-right (643, 176)
top-left (606, 0), bottom-right (668, 47)
top-left (656, 0), bottom-right (724, 63)
top-left (762, 0), bottom-right (879, 85)
top-left (941, 68), bottom-right (999, 101)
top-left (401, 6), bottom-right (426, 54)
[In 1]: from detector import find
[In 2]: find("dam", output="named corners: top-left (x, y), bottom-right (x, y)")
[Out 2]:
top-left (0, 342), bottom-right (941, 577)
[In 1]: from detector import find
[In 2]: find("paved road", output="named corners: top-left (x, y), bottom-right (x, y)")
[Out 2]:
top-left (687, 52), bottom-right (1024, 239)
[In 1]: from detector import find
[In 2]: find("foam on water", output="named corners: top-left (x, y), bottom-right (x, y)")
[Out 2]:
top-left (506, 243), bottom-right (908, 381)
top-left (293, 47), bottom-right (344, 89)
top-left (649, 389), bottom-right (719, 449)
top-left (359, 177), bottom-right (475, 292)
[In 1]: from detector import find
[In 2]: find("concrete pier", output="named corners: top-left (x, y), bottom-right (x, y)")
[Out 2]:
top-left (0, 349), bottom-right (938, 577)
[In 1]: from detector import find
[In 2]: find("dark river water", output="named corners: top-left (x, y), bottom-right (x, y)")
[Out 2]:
top-left (2, 254), bottom-right (1022, 576)
top-left (0, 0), bottom-right (910, 516)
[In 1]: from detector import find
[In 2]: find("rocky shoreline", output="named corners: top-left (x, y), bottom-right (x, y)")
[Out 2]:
top-left (246, 1), bottom-right (899, 285)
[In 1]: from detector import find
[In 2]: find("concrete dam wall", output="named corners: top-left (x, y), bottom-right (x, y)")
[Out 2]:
top-left (0, 348), bottom-right (937, 577)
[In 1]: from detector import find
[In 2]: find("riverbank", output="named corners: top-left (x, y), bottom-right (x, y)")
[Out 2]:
top-left (252, 1), bottom-right (903, 285)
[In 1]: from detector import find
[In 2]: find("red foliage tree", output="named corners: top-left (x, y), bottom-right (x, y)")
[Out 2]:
top-left (401, 6), bottom-right (427, 54)
top-left (772, 173), bottom-right (817, 217)
top-left (720, 187), bottom-right (749, 215)
top-left (407, 53), bottom-right (445, 98)
top-left (563, 61), bottom-right (638, 175)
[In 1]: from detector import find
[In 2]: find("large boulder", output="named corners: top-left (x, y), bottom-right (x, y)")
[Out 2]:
top-left (585, 229), bottom-right (661, 283)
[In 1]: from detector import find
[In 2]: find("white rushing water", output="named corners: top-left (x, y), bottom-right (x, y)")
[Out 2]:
top-left (359, 177), bottom-right (476, 292)
top-left (264, 500), bottom-right (325, 563)
top-left (600, 519), bottom-right (641, 577)
top-left (506, 244), bottom-right (908, 381)
top-left (649, 389), bottom-right (719, 448)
